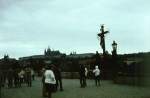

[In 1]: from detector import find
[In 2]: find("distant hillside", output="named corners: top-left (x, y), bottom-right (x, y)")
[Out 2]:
top-left (119, 52), bottom-right (150, 57)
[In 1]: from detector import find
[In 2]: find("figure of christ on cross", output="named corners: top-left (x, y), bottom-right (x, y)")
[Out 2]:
top-left (97, 25), bottom-right (109, 55)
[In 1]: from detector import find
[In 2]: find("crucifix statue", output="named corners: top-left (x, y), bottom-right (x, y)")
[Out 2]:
top-left (97, 25), bottom-right (109, 55)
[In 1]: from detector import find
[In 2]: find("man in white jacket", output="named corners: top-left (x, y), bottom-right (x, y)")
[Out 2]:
top-left (93, 66), bottom-right (100, 86)
top-left (44, 65), bottom-right (56, 98)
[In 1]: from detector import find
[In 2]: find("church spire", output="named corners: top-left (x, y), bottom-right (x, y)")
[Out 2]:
top-left (47, 46), bottom-right (51, 52)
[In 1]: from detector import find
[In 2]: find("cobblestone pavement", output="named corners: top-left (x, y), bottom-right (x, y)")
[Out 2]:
top-left (1, 77), bottom-right (150, 98)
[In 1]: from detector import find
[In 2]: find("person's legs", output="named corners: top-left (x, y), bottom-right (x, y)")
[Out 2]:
top-left (56, 79), bottom-right (58, 91)
top-left (98, 76), bottom-right (100, 86)
top-left (8, 78), bottom-right (13, 88)
top-left (85, 77), bottom-right (87, 87)
top-left (32, 75), bottom-right (35, 80)
top-left (42, 83), bottom-right (47, 97)
top-left (19, 78), bottom-right (22, 87)
top-left (80, 77), bottom-right (83, 87)
top-left (45, 83), bottom-right (50, 97)
top-left (59, 79), bottom-right (63, 91)
top-left (45, 83), bottom-right (52, 98)
top-left (95, 76), bottom-right (98, 86)
top-left (8, 79), bottom-right (10, 87)
top-left (20, 78), bottom-right (23, 86)
top-left (14, 78), bottom-right (17, 87)
top-left (10, 79), bottom-right (13, 88)
top-left (29, 79), bottom-right (32, 87)
top-left (28, 76), bottom-right (32, 87)
top-left (82, 77), bottom-right (86, 87)
top-left (48, 84), bottom-right (56, 98)
top-left (48, 91), bottom-right (52, 98)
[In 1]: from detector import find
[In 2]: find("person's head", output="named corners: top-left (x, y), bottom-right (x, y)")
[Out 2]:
top-left (45, 65), bottom-right (52, 70)
top-left (80, 65), bottom-right (84, 69)
top-left (95, 66), bottom-right (99, 69)
top-left (42, 67), bottom-right (46, 71)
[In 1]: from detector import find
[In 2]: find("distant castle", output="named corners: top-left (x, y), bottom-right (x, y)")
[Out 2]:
top-left (44, 47), bottom-right (61, 56)
top-left (4, 54), bottom-right (9, 59)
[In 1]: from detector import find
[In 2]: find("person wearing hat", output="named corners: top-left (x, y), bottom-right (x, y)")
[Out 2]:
top-left (51, 64), bottom-right (63, 91)
top-left (43, 65), bottom-right (56, 98)
top-left (93, 65), bottom-right (100, 86)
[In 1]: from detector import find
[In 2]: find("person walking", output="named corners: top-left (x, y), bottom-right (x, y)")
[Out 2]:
top-left (18, 69), bottom-right (25, 87)
top-left (31, 69), bottom-right (35, 81)
top-left (44, 65), bottom-right (56, 98)
top-left (14, 68), bottom-right (19, 88)
top-left (51, 64), bottom-right (63, 91)
top-left (7, 68), bottom-right (13, 88)
top-left (79, 65), bottom-right (86, 88)
top-left (85, 67), bottom-right (88, 87)
top-left (25, 67), bottom-right (32, 87)
top-left (93, 66), bottom-right (100, 86)
top-left (42, 68), bottom-right (46, 97)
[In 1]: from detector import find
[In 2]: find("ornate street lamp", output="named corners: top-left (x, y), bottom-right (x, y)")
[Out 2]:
top-left (111, 40), bottom-right (118, 80)
top-left (112, 41), bottom-right (117, 56)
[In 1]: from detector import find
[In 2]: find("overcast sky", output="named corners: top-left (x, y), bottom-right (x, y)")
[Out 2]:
top-left (0, 0), bottom-right (150, 59)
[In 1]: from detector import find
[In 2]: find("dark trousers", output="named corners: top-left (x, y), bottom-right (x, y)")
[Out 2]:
top-left (45, 83), bottom-right (55, 98)
top-left (14, 78), bottom-right (19, 87)
top-left (80, 77), bottom-right (86, 87)
top-left (56, 79), bottom-right (63, 91)
top-left (19, 78), bottom-right (24, 87)
top-left (8, 78), bottom-right (13, 88)
top-left (42, 83), bottom-right (47, 97)
top-left (95, 76), bottom-right (100, 86)
top-left (26, 75), bottom-right (32, 87)
top-left (27, 79), bottom-right (32, 87)
top-left (32, 75), bottom-right (35, 80)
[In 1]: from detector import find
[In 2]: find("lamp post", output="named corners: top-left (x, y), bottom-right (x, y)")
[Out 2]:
top-left (111, 40), bottom-right (118, 81)
top-left (112, 40), bottom-right (117, 57)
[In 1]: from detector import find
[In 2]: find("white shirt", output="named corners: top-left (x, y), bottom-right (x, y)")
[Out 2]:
top-left (85, 68), bottom-right (88, 77)
top-left (18, 70), bottom-right (25, 78)
top-left (93, 68), bottom-right (100, 76)
top-left (44, 70), bottom-right (56, 84)
top-left (31, 69), bottom-right (34, 75)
